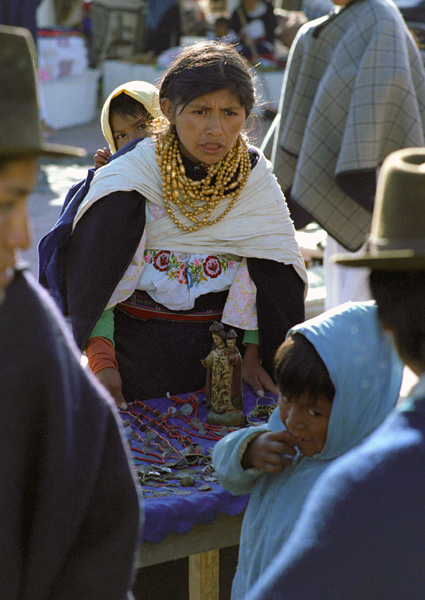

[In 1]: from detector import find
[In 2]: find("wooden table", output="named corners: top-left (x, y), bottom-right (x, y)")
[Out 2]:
top-left (137, 512), bottom-right (244, 600)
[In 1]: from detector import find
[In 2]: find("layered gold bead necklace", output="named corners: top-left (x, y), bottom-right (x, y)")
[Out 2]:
top-left (156, 130), bottom-right (251, 232)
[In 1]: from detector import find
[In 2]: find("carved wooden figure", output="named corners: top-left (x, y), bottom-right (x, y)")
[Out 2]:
top-left (201, 322), bottom-right (244, 427)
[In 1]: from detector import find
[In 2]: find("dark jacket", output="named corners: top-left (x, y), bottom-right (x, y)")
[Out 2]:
top-left (0, 270), bottom-right (140, 600)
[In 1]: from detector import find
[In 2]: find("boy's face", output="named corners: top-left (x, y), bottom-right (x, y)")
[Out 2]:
top-left (279, 390), bottom-right (332, 457)
top-left (0, 156), bottom-right (36, 304)
top-left (110, 110), bottom-right (150, 151)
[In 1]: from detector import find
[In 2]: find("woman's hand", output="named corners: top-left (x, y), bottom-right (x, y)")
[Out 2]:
top-left (242, 431), bottom-right (297, 473)
top-left (242, 343), bottom-right (278, 396)
top-left (94, 147), bottom-right (111, 168)
top-left (96, 367), bottom-right (127, 410)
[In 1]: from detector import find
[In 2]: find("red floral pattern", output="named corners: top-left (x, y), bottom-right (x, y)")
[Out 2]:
top-left (153, 250), bottom-right (171, 271)
top-left (203, 255), bottom-right (222, 279)
top-left (177, 264), bottom-right (188, 284)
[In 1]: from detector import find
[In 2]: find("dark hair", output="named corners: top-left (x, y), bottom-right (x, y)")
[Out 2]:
top-left (215, 15), bottom-right (230, 26)
top-left (0, 158), bottom-right (12, 173)
top-left (370, 270), bottom-right (425, 365)
top-left (274, 333), bottom-right (335, 404)
top-left (0, 156), bottom-right (35, 173)
top-left (109, 92), bottom-right (151, 122)
top-left (159, 41), bottom-right (256, 118)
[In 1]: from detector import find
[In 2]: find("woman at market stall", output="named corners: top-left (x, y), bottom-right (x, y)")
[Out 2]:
top-left (53, 41), bottom-right (307, 407)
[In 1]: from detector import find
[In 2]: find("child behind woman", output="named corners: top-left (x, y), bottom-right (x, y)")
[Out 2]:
top-left (213, 301), bottom-right (403, 599)
top-left (38, 80), bottom-right (161, 319)
top-left (94, 80), bottom-right (162, 167)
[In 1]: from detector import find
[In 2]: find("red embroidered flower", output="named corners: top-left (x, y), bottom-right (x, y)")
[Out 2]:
top-left (177, 264), bottom-right (188, 284)
top-left (203, 256), bottom-right (222, 279)
top-left (153, 250), bottom-right (171, 271)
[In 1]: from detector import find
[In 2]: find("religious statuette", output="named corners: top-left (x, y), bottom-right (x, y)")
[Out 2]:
top-left (201, 322), bottom-right (244, 427)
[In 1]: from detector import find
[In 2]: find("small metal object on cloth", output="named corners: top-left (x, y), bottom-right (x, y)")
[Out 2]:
top-left (180, 476), bottom-right (196, 487)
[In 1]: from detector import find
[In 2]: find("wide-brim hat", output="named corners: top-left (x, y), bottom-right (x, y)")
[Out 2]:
top-left (0, 25), bottom-right (86, 159)
top-left (333, 147), bottom-right (425, 269)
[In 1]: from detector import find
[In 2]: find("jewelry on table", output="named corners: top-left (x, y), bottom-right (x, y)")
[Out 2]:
top-left (246, 395), bottom-right (278, 426)
top-left (120, 390), bottom-right (236, 496)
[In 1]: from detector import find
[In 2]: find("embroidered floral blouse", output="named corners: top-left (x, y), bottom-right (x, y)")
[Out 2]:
top-left (108, 200), bottom-right (258, 331)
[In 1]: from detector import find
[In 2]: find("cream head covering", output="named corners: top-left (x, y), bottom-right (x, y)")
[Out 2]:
top-left (101, 80), bottom-right (162, 153)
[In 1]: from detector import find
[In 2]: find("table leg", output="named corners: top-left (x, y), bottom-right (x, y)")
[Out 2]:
top-left (189, 549), bottom-right (219, 600)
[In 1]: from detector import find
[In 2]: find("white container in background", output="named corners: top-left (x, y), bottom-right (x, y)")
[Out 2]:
top-left (41, 69), bottom-right (101, 129)
top-left (38, 33), bottom-right (89, 81)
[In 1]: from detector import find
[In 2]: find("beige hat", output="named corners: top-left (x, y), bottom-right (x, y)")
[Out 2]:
top-left (333, 147), bottom-right (425, 269)
top-left (0, 25), bottom-right (86, 158)
top-left (101, 81), bottom-right (162, 153)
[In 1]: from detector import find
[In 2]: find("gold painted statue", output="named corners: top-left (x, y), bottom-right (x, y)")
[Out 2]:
top-left (201, 322), bottom-right (244, 427)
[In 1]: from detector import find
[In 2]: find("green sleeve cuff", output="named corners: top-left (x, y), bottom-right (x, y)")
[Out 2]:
top-left (88, 307), bottom-right (115, 346)
top-left (243, 329), bottom-right (259, 345)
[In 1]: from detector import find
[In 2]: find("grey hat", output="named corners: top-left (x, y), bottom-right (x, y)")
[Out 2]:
top-left (333, 147), bottom-right (425, 270)
top-left (0, 25), bottom-right (86, 158)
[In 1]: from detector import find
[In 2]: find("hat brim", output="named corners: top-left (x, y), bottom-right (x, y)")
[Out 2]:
top-left (332, 249), bottom-right (425, 270)
top-left (0, 141), bottom-right (87, 159)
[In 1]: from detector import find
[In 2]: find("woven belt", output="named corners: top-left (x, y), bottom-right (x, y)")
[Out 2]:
top-left (117, 291), bottom-right (223, 323)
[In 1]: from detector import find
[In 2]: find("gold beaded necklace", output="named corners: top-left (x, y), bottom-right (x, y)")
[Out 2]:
top-left (156, 129), bottom-right (251, 232)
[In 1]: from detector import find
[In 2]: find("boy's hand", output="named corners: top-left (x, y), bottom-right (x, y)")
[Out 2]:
top-left (94, 147), bottom-right (111, 168)
top-left (242, 431), bottom-right (296, 474)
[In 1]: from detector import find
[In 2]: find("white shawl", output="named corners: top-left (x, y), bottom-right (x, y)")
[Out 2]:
top-left (74, 139), bottom-right (307, 285)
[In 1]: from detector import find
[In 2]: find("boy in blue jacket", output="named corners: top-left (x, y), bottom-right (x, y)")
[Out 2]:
top-left (246, 148), bottom-right (425, 600)
top-left (213, 301), bottom-right (403, 599)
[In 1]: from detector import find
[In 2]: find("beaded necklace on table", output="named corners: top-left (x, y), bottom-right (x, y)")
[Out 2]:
top-left (120, 390), bottom-right (276, 495)
top-left (156, 129), bottom-right (251, 232)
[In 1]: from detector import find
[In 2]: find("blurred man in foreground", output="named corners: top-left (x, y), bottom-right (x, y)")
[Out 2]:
top-left (0, 25), bottom-right (140, 599)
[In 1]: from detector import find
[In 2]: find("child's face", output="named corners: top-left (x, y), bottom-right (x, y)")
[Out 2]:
top-left (110, 110), bottom-right (150, 151)
top-left (278, 390), bottom-right (332, 457)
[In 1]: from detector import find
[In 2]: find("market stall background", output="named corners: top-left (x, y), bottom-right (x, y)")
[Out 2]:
top-left (7, 0), bottom-right (421, 597)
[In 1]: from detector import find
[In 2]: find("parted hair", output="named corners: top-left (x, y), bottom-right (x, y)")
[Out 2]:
top-left (274, 333), bottom-right (335, 404)
top-left (158, 41), bottom-right (256, 117)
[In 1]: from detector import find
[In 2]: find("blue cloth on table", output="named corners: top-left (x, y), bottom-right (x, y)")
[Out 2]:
top-left (122, 384), bottom-right (274, 544)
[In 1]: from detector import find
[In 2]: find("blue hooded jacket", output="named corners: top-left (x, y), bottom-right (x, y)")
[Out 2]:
top-left (213, 301), bottom-right (403, 599)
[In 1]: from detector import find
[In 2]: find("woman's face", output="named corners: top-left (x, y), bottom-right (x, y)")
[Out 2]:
top-left (161, 88), bottom-right (247, 165)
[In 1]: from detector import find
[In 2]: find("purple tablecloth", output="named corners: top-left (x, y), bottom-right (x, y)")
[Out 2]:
top-left (120, 384), bottom-right (277, 544)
